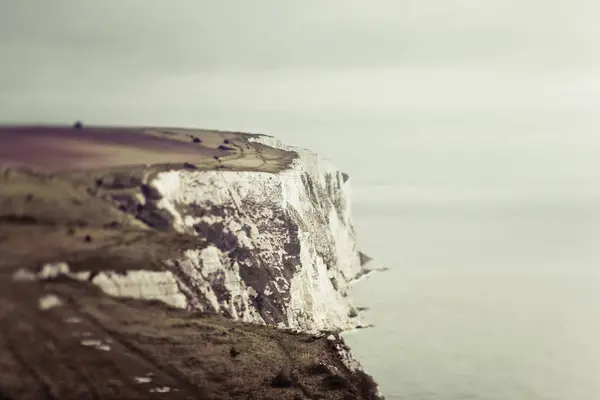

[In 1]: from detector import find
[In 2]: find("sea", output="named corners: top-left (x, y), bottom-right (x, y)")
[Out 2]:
top-left (344, 198), bottom-right (600, 399)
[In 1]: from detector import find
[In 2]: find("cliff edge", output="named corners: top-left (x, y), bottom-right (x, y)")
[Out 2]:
top-left (0, 125), bottom-right (383, 400)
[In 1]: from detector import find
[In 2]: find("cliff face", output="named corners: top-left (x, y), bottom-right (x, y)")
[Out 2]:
top-left (0, 125), bottom-right (382, 400)
top-left (149, 134), bottom-right (364, 332)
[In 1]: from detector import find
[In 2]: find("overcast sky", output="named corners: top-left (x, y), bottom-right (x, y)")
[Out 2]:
top-left (2, 0), bottom-right (600, 198)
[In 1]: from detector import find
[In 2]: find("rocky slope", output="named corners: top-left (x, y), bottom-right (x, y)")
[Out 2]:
top-left (0, 125), bottom-right (383, 400)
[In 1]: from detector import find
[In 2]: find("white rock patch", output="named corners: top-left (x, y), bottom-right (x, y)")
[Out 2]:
top-left (91, 270), bottom-right (187, 309)
top-left (81, 339), bottom-right (111, 351)
top-left (14, 263), bottom-right (188, 310)
top-left (38, 294), bottom-right (62, 310)
top-left (38, 262), bottom-right (70, 279)
top-left (149, 386), bottom-right (172, 393)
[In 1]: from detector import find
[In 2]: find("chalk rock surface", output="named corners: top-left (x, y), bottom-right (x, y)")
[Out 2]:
top-left (152, 134), bottom-right (367, 332)
top-left (0, 125), bottom-right (382, 400)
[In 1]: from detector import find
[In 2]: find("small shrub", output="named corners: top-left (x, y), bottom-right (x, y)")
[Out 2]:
top-left (307, 362), bottom-right (330, 375)
top-left (323, 374), bottom-right (349, 390)
top-left (270, 370), bottom-right (293, 388)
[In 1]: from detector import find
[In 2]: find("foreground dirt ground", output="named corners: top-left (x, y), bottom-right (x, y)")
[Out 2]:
top-left (0, 278), bottom-right (377, 400)
top-left (0, 125), bottom-right (379, 400)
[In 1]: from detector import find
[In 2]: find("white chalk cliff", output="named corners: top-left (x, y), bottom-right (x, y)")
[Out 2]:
top-left (150, 134), bottom-right (367, 332)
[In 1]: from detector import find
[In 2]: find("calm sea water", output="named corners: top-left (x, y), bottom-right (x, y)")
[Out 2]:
top-left (344, 199), bottom-right (600, 400)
